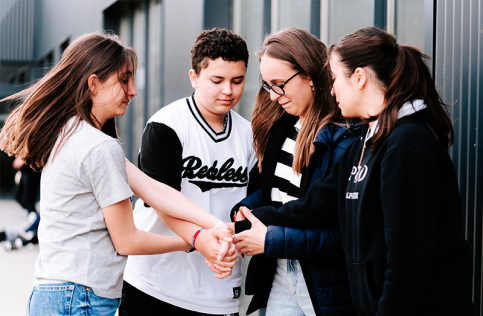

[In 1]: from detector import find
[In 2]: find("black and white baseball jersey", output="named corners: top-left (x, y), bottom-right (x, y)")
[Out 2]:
top-left (124, 95), bottom-right (257, 314)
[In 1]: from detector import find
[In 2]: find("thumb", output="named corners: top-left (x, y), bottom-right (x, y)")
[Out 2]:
top-left (211, 228), bottom-right (233, 243)
top-left (240, 207), bottom-right (261, 226)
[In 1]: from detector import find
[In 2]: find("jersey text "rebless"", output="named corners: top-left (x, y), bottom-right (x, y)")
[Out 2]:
top-left (181, 156), bottom-right (248, 183)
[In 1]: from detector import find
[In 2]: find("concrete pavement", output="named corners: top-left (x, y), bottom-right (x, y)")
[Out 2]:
top-left (0, 199), bottom-right (38, 316)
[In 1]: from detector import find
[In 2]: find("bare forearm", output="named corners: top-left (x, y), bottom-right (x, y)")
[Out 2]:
top-left (103, 198), bottom-right (191, 256)
top-left (158, 212), bottom-right (200, 244)
top-left (117, 230), bottom-right (191, 255)
top-left (126, 161), bottom-right (220, 227)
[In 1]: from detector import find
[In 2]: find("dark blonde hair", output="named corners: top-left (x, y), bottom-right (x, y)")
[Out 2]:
top-left (329, 26), bottom-right (453, 150)
top-left (252, 27), bottom-right (340, 173)
top-left (0, 32), bottom-right (137, 171)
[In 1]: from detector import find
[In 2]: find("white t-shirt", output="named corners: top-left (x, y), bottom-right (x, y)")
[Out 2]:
top-left (34, 118), bottom-right (133, 299)
top-left (124, 96), bottom-right (257, 314)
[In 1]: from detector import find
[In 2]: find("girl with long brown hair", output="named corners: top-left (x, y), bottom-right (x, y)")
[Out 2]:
top-left (240, 26), bottom-right (474, 315)
top-left (229, 27), bottom-right (358, 315)
top-left (0, 32), bottom-right (234, 315)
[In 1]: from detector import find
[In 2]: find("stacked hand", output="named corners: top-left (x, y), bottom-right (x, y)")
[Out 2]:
top-left (198, 223), bottom-right (237, 279)
top-left (201, 207), bottom-right (268, 278)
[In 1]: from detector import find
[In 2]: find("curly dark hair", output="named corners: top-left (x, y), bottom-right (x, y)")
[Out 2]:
top-left (191, 28), bottom-right (249, 75)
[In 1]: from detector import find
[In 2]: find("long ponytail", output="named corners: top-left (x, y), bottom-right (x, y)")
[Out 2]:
top-left (377, 45), bottom-right (453, 149)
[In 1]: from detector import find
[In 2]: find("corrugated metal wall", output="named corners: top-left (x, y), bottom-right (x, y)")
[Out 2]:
top-left (434, 0), bottom-right (483, 314)
top-left (0, 0), bottom-right (34, 62)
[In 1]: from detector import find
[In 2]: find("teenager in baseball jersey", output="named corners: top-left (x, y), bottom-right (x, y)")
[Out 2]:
top-left (121, 28), bottom-right (258, 316)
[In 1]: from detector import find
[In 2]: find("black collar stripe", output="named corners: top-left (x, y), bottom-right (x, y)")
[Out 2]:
top-left (186, 96), bottom-right (231, 142)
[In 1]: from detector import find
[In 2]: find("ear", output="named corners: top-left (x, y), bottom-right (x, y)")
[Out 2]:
top-left (351, 67), bottom-right (367, 90)
top-left (88, 74), bottom-right (99, 95)
top-left (308, 79), bottom-right (314, 91)
top-left (189, 69), bottom-right (198, 89)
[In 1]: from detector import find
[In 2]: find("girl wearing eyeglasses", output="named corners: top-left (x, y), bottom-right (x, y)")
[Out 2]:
top-left (229, 27), bottom-right (358, 315)
top-left (236, 27), bottom-right (474, 315)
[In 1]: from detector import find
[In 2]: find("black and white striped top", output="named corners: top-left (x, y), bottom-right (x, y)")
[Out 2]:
top-left (270, 119), bottom-right (302, 207)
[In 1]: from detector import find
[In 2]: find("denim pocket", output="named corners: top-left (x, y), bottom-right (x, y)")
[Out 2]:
top-left (28, 283), bottom-right (75, 316)
top-left (28, 283), bottom-right (119, 316)
top-left (346, 261), bottom-right (377, 316)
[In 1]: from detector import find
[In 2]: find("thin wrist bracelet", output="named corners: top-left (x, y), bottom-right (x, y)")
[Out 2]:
top-left (192, 227), bottom-right (205, 249)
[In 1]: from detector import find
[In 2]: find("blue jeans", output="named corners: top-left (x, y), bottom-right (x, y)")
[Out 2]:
top-left (266, 259), bottom-right (315, 316)
top-left (27, 283), bottom-right (120, 316)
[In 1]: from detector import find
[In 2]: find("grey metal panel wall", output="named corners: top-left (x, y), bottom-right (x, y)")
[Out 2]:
top-left (434, 0), bottom-right (483, 314)
top-left (0, 0), bottom-right (34, 62)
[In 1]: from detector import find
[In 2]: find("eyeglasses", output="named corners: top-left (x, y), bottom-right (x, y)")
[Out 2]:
top-left (260, 71), bottom-right (300, 96)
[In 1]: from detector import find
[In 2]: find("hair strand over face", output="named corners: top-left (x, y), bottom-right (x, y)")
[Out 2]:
top-left (0, 32), bottom-right (138, 171)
